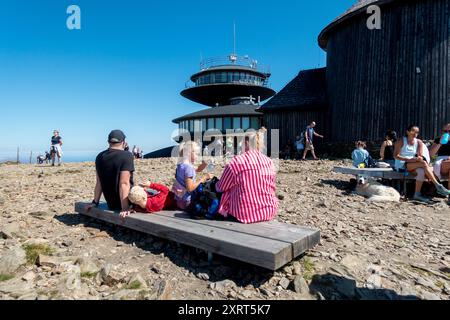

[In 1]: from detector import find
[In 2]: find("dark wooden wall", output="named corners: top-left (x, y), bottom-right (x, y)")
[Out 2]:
top-left (263, 109), bottom-right (329, 150)
top-left (326, 0), bottom-right (450, 143)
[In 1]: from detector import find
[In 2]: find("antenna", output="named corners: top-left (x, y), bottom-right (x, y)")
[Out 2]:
top-left (233, 22), bottom-right (236, 55)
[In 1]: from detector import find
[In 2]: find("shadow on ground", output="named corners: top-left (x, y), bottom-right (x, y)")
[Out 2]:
top-left (309, 273), bottom-right (420, 300)
top-left (55, 212), bottom-right (275, 289)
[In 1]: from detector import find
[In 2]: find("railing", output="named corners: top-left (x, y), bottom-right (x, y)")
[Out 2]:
top-left (184, 79), bottom-right (271, 89)
top-left (199, 55), bottom-right (271, 74)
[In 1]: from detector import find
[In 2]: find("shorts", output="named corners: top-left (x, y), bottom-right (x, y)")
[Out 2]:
top-left (305, 141), bottom-right (314, 151)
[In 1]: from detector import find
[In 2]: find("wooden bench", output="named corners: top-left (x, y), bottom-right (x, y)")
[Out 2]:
top-left (75, 202), bottom-right (320, 271)
top-left (333, 166), bottom-right (448, 195)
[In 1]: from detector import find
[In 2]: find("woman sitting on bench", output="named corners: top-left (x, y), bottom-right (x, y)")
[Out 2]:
top-left (394, 125), bottom-right (450, 204)
top-left (216, 128), bottom-right (279, 224)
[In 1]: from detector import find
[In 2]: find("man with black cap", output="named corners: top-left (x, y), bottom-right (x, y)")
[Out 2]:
top-left (88, 130), bottom-right (135, 215)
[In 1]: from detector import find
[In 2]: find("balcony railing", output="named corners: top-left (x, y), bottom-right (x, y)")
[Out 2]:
top-left (199, 55), bottom-right (270, 74)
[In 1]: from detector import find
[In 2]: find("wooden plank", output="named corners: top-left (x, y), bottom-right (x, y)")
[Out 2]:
top-left (333, 166), bottom-right (448, 181)
top-left (153, 210), bottom-right (320, 258)
top-left (75, 203), bottom-right (314, 270)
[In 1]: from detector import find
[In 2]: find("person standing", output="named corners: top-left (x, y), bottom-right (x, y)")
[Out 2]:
top-left (50, 130), bottom-right (63, 166)
top-left (88, 130), bottom-right (135, 217)
top-left (302, 121), bottom-right (324, 160)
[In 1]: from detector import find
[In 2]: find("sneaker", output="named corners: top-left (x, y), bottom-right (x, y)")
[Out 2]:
top-left (436, 184), bottom-right (450, 197)
top-left (412, 193), bottom-right (432, 204)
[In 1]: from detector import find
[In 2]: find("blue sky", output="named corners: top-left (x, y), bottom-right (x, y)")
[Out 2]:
top-left (0, 0), bottom-right (354, 158)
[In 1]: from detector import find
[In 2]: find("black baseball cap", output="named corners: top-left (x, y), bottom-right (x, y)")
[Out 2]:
top-left (108, 130), bottom-right (126, 143)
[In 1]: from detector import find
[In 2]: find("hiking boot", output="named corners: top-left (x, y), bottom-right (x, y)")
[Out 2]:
top-left (412, 193), bottom-right (432, 204)
top-left (436, 184), bottom-right (450, 197)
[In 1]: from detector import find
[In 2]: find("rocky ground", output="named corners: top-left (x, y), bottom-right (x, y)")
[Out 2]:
top-left (0, 159), bottom-right (449, 300)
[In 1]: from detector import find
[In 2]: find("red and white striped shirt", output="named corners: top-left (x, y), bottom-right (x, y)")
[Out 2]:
top-left (216, 150), bottom-right (279, 224)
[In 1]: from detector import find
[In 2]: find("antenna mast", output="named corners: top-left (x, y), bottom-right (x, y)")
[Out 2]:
top-left (229, 22), bottom-right (238, 64)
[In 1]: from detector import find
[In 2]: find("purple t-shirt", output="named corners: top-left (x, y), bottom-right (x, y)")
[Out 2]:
top-left (175, 162), bottom-right (196, 202)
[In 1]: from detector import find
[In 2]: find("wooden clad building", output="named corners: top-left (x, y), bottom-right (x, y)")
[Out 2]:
top-left (319, 0), bottom-right (450, 142)
top-left (259, 68), bottom-right (329, 149)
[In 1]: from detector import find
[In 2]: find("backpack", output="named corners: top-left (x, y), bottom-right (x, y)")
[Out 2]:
top-left (364, 155), bottom-right (377, 168)
top-left (187, 177), bottom-right (222, 220)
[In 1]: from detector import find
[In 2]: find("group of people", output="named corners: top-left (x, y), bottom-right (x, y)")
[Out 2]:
top-left (281, 121), bottom-right (324, 161)
top-left (87, 128), bottom-right (279, 224)
top-left (132, 145), bottom-right (144, 159)
top-left (352, 123), bottom-right (450, 204)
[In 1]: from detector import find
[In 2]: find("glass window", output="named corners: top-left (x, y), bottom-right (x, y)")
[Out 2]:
top-left (189, 120), bottom-right (194, 132)
top-left (201, 119), bottom-right (207, 132)
top-left (215, 118), bottom-right (223, 131)
top-left (233, 117), bottom-right (241, 130)
top-left (207, 118), bottom-right (214, 130)
top-left (194, 120), bottom-right (201, 132)
top-left (224, 117), bottom-right (232, 129)
top-left (227, 72), bottom-right (233, 83)
top-left (250, 117), bottom-right (260, 129)
top-left (242, 117), bottom-right (250, 130)
top-left (233, 73), bottom-right (239, 82)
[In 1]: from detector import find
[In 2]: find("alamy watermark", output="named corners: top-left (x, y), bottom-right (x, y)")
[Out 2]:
top-left (367, 5), bottom-right (381, 30)
top-left (67, 5), bottom-right (81, 30)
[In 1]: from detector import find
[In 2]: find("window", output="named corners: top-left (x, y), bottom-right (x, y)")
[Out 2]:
top-left (250, 117), bottom-right (260, 129)
top-left (227, 72), bottom-right (233, 83)
top-left (207, 118), bottom-right (214, 130)
top-left (194, 120), bottom-right (201, 132)
top-left (201, 119), bottom-right (207, 132)
top-left (233, 117), bottom-right (241, 130)
top-left (224, 117), bottom-right (232, 129)
top-left (242, 117), bottom-right (250, 130)
top-left (233, 73), bottom-right (239, 82)
top-left (189, 120), bottom-right (194, 132)
top-left (215, 118), bottom-right (223, 131)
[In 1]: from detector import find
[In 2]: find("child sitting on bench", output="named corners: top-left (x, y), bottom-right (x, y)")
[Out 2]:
top-left (128, 182), bottom-right (176, 213)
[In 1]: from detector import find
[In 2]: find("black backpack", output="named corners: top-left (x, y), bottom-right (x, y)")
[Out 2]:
top-left (187, 177), bottom-right (222, 220)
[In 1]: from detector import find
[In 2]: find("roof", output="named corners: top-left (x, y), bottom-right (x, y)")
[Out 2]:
top-left (172, 103), bottom-right (263, 123)
top-left (319, 0), bottom-right (391, 49)
top-left (259, 68), bottom-right (327, 112)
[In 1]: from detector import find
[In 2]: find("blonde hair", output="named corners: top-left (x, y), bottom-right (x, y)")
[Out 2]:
top-left (246, 127), bottom-right (267, 151)
top-left (179, 141), bottom-right (201, 161)
top-left (128, 186), bottom-right (147, 205)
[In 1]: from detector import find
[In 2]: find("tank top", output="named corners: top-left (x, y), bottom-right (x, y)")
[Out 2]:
top-left (395, 137), bottom-right (418, 170)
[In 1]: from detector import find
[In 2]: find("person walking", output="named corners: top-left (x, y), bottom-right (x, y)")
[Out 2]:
top-left (302, 121), bottom-right (324, 160)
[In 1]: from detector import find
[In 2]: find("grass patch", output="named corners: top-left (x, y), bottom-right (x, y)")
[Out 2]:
top-left (127, 280), bottom-right (142, 290)
top-left (301, 257), bottom-right (315, 281)
top-left (81, 271), bottom-right (98, 279)
top-left (22, 243), bottom-right (54, 265)
top-left (0, 274), bottom-right (14, 282)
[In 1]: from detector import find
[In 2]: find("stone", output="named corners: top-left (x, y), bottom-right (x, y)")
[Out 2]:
top-left (340, 255), bottom-right (365, 272)
top-left (293, 276), bottom-right (309, 294)
top-left (421, 292), bottom-right (441, 300)
top-left (213, 280), bottom-right (235, 293)
top-left (28, 211), bottom-right (55, 221)
top-left (0, 222), bottom-right (21, 239)
top-left (22, 271), bottom-right (36, 282)
top-left (365, 274), bottom-right (382, 289)
top-left (156, 279), bottom-right (172, 300)
top-left (18, 292), bottom-right (38, 300)
top-left (0, 278), bottom-right (34, 298)
top-left (293, 262), bottom-right (302, 275)
top-left (196, 273), bottom-right (209, 281)
top-left (37, 255), bottom-right (58, 268)
top-left (0, 246), bottom-right (27, 275)
top-left (241, 290), bottom-right (253, 298)
top-left (279, 277), bottom-right (290, 290)
top-left (76, 257), bottom-right (100, 275)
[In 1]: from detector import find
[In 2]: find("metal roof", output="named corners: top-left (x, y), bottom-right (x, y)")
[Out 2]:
top-left (172, 104), bottom-right (263, 123)
top-left (259, 68), bottom-right (327, 112)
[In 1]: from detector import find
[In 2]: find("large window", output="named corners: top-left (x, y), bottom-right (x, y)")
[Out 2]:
top-left (233, 117), bottom-right (241, 130)
top-left (207, 118), bottom-right (214, 130)
top-left (215, 118), bottom-right (223, 131)
top-left (194, 120), bottom-right (201, 132)
top-left (250, 117), bottom-right (260, 129)
top-left (224, 117), bottom-right (232, 130)
top-left (242, 117), bottom-right (250, 130)
top-left (189, 120), bottom-right (194, 132)
top-left (201, 119), bottom-right (207, 132)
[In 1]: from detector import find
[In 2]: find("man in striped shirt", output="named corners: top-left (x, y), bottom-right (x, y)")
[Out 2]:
top-left (216, 129), bottom-right (279, 224)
